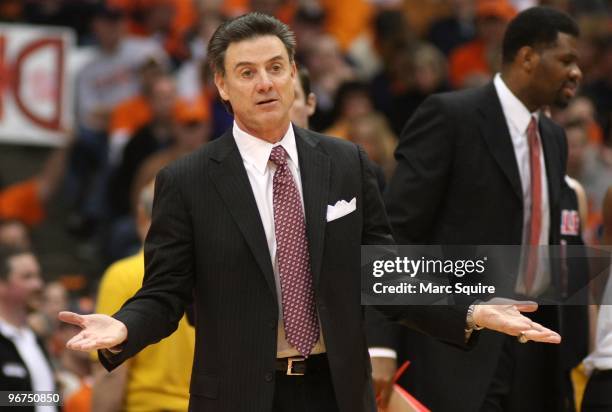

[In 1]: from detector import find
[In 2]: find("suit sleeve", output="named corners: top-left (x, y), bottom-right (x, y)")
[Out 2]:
top-left (100, 167), bottom-right (195, 371)
top-left (384, 95), bottom-right (454, 244)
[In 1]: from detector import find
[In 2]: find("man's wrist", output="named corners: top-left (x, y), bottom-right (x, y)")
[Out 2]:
top-left (465, 301), bottom-right (484, 331)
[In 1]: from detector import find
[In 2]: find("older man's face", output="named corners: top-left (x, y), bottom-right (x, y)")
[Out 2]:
top-left (215, 35), bottom-right (296, 141)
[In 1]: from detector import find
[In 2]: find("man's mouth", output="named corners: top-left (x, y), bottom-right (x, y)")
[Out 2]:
top-left (257, 98), bottom-right (278, 106)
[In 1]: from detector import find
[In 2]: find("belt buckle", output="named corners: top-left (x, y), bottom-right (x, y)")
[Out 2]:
top-left (286, 356), bottom-right (305, 375)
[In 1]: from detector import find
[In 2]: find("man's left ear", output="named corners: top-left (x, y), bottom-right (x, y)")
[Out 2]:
top-left (290, 62), bottom-right (297, 78)
top-left (214, 72), bottom-right (229, 101)
top-left (520, 46), bottom-right (540, 73)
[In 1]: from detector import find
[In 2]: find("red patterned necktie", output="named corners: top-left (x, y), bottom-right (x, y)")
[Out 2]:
top-left (269, 145), bottom-right (319, 357)
top-left (524, 116), bottom-right (542, 294)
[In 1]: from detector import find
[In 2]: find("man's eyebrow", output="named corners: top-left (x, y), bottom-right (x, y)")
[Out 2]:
top-left (233, 55), bottom-right (284, 70)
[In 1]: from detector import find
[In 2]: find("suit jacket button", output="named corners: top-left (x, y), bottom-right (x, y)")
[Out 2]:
top-left (268, 321), bottom-right (275, 329)
top-left (265, 372), bottom-right (274, 382)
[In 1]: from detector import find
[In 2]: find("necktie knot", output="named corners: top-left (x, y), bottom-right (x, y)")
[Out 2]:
top-left (270, 145), bottom-right (288, 167)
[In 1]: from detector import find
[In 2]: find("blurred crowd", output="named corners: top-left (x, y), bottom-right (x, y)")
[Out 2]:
top-left (0, 0), bottom-right (611, 411)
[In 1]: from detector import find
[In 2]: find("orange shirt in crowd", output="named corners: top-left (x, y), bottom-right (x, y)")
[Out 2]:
top-left (448, 39), bottom-right (491, 89)
top-left (0, 179), bottom-right (44, 226)
top-left (109, 95), bottom-right (152, 137)
top-left (319, 0), bottom-right (372, 51)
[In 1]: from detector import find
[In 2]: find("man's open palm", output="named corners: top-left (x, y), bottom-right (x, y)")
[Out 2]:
top-left (58, 311), bottom-right (128, 351)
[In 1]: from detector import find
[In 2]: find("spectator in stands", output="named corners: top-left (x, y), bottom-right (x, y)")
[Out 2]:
top-left (0, 246), bottom-right (58, 411)
top-left (303, 34), bottom-right (355, 130)
top-left (108, 74), bottom-right (177, 220)
top-left (92, 180), bottom-right (195, 412)
top-left (107, 0), bottom-right (197, 63)
top-left (0, 219), bottom-right (30, 249)
top-left (107, 57), bottom-right (168, 166)
top-left (69, 3), bottom-right (168, 233)
top-left (0, 142), bottom-right (70, 227)
top-left (131, 96), bottom-right (211, 213)
top-left (581, 186), bottom-right (612, 412)
top-left (347, 112), bottom-right (397, 180)
top-left (324, 81), bottom-right (374, 140)
top-left (76, 4), bottom-right (168, 135)
top-left (448, 0), bottom-right (516, 89)
top-left (427, 0), bottom-right (476, 56)
top-left (565, 119), bottom-right (590, 180)
top-left (288, 67), bottom-right (317, 129)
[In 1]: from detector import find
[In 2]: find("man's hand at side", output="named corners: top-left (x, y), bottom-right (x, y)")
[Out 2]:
top-left (58, 311), bottom-right (128, 351)
top-left (472, 298), bottom-right (561, 344)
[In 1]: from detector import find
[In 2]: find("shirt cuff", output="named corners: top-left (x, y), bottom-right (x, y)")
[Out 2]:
top-left (368, 347), bottom-right (397, 359)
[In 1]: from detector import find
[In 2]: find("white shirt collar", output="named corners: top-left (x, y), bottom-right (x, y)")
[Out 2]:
top-left (0, 316), bottom-right (29, 340)
top-left (233, 121), bottom-right (299, 175)
top-left (494, 73), bottom-right (540, 135)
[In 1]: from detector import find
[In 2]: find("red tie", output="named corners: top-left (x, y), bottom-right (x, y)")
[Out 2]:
top-left (525, 116), bottom-right (542, 294)
top-left (270, 145), bottom-right (319, 357)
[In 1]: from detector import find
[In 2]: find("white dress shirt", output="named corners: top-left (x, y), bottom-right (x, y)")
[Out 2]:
top-left (583, 266), bottom-right (612, 374)
top-left (233, 121), bottom-right (326, 358)
top-left (0, 317), bottom-right (57, 412)
top-left (494, 73), bottom-right (551, 295)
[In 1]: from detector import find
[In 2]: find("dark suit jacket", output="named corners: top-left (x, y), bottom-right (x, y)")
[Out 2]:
top-left (100, 126), bottom-right (471, 412)
top-left (373, 83), bottom-right (570, 412)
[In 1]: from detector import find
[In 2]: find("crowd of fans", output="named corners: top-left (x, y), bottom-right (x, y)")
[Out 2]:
top-left (0, 0), bottom-right (611, 410)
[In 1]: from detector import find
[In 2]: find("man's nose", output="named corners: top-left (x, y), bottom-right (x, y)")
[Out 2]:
top-left (569, 63), bottom-right (582, 83)
top-left (255, 71), bottom-right (273, 93)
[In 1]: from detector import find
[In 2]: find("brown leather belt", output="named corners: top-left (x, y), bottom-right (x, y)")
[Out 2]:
top-left (275, 354), bottom-right (329, 375)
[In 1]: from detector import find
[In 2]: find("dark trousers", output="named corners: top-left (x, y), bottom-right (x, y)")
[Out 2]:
top-left (272, 367), bottom-right (339, 412)
top-left (582, 369), bottom-right (612, 412)
top-left (481, 336), bottom-right (561, 412)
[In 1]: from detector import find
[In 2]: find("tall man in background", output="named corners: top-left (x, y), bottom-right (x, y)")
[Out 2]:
top-left (371, 6), bottom-right (583, 412)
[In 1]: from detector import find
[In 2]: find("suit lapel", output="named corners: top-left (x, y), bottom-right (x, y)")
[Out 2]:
top-left (294, 127), bottom-right (330, 288)
top-left (538, 116), bottom-right (561, 208)
top-left (477, 83), bottom-right (523, 201)
top-left (208, 130), bottom-right (277, 295)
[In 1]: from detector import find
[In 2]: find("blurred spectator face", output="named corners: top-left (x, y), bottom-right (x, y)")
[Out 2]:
top-left (0, 253), bottom-right (43, 309)
top-left (175, 121), bottom-right (210, 151)
top-left (475, 0), bottom-right (516, 46)
top-left (0, 220), bottom-right (30, 249)
top-left (92, 15), bottom-right (125, 52)
top-left (150, 77), bottom-right (177, 121)
top-left (530, 33), bottom-right (582, 109)
top-left (350, 121), bottom-right (380, 163)
top-left (566, 96), bottom-right (596, 123)
top-left (306, 35), bottom-right (344, 76)
top-left (289, 76), bottom-right (316, 129)
top-left (341, 91), bottom-right (373, 121)
top-left (43, 282), bottom-right (68, 322)
top-left (214, 35), bottom-right (296, 137)
top-left (477, 16), bottom-right (507, 47)
top-left (566, 124), bottom-right (588, 175)
top-left (413, 45), bottom-right (447, 94)
top-left (144, 1), bottom-right (175, 34)
top-left (140, 59), bottom-right (166, 96)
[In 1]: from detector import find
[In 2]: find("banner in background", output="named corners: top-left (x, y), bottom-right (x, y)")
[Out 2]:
top-left (0, 24), bottom-right (75, 146)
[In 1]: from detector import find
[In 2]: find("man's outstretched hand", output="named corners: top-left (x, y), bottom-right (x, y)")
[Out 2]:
top-left (58, 311), bottom-right (128, 351)
top-left (473, 298), bottom-right (561, 344)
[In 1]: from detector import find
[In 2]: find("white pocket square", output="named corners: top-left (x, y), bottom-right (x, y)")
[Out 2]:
top-left (326, 197), bottom-right (356, 222)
